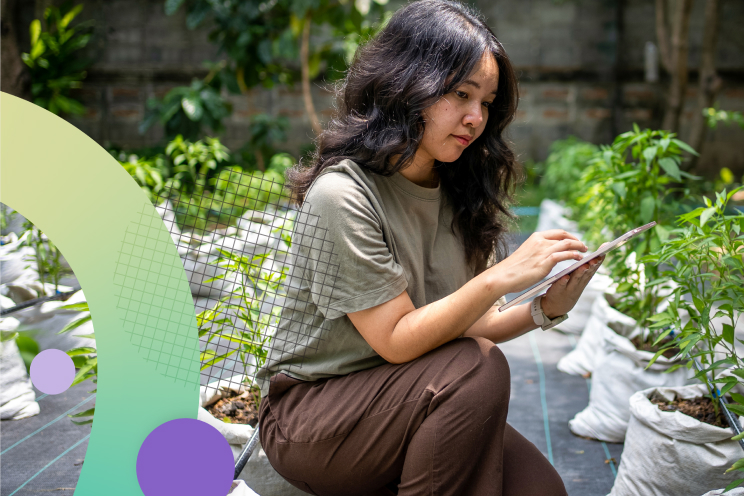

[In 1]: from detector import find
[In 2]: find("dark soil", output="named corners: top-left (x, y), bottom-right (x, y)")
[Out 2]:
top-left (206, 388), bottom-right (260, 428)
top-left (631, 336), bottom-right (679, 359)
top-left (651, 395), bottom-right (727, 428)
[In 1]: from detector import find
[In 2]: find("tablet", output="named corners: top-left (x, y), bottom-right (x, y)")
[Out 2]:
top-left (498, 221), bottom-right (657, 312)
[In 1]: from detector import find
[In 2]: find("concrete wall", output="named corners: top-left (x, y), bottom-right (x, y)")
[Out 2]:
top-left (18, 0), bottom-right (744, 175)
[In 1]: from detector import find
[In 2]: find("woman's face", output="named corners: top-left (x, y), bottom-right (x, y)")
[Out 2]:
top-left (418, 51), bottom-right (500, 166)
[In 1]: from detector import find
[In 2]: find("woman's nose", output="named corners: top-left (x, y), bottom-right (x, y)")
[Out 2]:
top-left (463, 104), bottom-right (484, 128)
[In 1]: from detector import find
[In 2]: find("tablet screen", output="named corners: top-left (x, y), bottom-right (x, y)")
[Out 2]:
top-left (498, 221), bottom-right (657, 312)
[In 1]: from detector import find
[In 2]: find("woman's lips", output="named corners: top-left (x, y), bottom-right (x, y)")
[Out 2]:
top-left (452, 135), bottom-right (470, 145)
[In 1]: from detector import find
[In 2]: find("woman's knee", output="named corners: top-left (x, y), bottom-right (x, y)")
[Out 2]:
top-left (438, 337), bottom-right (510, 408)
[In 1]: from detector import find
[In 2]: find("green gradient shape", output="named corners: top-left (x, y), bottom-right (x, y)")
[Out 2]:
top-left (0, 93), bottom-right (200, 495)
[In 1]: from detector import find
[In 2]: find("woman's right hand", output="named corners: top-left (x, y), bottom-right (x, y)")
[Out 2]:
top-left (491, 230), bottom-right (588, 294)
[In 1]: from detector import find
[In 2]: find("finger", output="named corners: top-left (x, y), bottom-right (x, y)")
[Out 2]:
top-left (551, 239), bottom-right (588, 254)
top-left (540, 229), bottom-right (582, 242)
top-left (548, 250), bottom-right (584, 265)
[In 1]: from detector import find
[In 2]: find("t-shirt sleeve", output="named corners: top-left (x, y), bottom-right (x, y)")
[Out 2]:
top-left (292, 172), bottom-right (408, 320)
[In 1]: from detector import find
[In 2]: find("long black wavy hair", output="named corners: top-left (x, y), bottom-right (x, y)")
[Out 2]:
top-left (287, 0), bottom-right (521, 275)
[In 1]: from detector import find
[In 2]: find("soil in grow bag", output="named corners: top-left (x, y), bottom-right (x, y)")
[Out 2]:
top-left (207, 388), bottom-right (260, 427)
top-left (630, 336), bottom-right (679, 359)
top-left (651, 396), bottom-right (727, 428)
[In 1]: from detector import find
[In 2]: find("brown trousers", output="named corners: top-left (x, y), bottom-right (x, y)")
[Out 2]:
top-left (258, 336), bottom-right (567, 496)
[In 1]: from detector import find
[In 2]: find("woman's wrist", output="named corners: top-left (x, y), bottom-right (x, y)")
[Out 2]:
top-left (539, 296), bottom-right (562, 320)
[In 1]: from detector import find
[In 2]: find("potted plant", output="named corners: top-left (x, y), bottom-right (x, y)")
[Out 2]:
top-left (196, 216), bottom-right (305, 496)
top-left (608, 186), bottom-right (744, 495)
top-left (562, 127), bottom-right (697, 441)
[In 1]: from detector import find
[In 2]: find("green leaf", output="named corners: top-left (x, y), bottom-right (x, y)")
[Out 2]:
top-left (66, 347), bottom-right (96, 357)
top-left (611, 182), bottom-right (626, 199)
top-left (658, 157), bottom-right (682, 181)
top-left (725, 404), bottom-right (744, 417)
top-left (68, 407), bottom-right (95, 418)
top-left (671, 138), bottom-right (699, 156)
top-left (726, 459), bottom-right (744, 474)
top-left (700, 207), bottom-right (717, 226)
top-left (58, 314), bottom-right (92, 334)
top-left (640, 196), bottom-right (656, 224)
top-left (724, 478), bottom-right (744, 491)
top-left (642, 146), bottom-right (658, 162)
top-left (724, 324), bottom-right (735, 345)
top-left (181, 96), bottom-right (204, 121)
top-left (30, 19), bottom-right (41, 47)
top-left (59, 4), bottom-right (83, 29)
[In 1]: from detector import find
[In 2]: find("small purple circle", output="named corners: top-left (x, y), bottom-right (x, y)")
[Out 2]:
top-left (30, 349), bottom-right (75, 394)
top-left (137, 418), bottom-right (234, 496)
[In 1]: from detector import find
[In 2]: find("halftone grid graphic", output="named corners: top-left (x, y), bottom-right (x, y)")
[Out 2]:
top-left (114, 203), bottom-right (201, 387)
top-left (145, 168), bottom-right (341, 398)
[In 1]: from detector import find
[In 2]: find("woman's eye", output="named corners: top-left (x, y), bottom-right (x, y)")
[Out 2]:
top-left (483, 101), bottom-right (492, 108)
top-left (455, 91), bottom-right (467, 99)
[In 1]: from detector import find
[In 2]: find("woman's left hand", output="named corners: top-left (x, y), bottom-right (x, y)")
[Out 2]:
top-left (541, 252), bottom-right (606, 319)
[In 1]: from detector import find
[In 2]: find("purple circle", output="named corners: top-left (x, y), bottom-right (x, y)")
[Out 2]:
top-left (137, 418), bottom-right (234, 496)
top-left (30, 349), bottom-right (75, 394)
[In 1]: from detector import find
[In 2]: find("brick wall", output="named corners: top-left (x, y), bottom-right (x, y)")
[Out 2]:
top-left (25, 0), bottom-right (743, 175)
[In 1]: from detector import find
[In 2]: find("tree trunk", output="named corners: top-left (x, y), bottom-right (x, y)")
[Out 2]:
top-left (1, 0), bottom-right (30, 98)
top-left (661, 0), bottom-right (693, 133)
top-left (655, 0), bottom-right (672, 73)
top-left (300, 15), bottom-right (322, 137)
top-left (686, 0), bottom-right (721, 171)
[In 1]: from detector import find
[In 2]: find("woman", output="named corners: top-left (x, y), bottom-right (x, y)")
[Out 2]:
top-left (255, 1), bottom-right (602, 494)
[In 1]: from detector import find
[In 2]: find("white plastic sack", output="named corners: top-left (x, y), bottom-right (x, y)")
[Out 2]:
top-left (610, 385), bottom-right (744, 496)
top-left (569, 321), bottom-right (689, 442)
top-left (702, 490), bottom-right (744, 496)
top-left (554, 272), bottom-right (614, 335)
top-left (0, 317), bottom-right (40, 420)
top-left (533, 199), bottom-right (616, 335)
top-left (558, 294), bottom-right (635, 376)
top-left (198, 376), bottom-right (307, 496)
top-left (0, 231), bottom-right (38, 285)
top-left (535, 198), bottom-right (580, 236)
top-left (13, 290), bottom-right (94, 352)
top-left (228, 480), bottom-right (260, 496)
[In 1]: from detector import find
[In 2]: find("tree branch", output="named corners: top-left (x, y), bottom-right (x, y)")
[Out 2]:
top-left (662, 0), bottom-right (693, 133)
top-left (301, 14), bottom-right (322, 137)
top-left (686, 0), bottom-right (722, 171)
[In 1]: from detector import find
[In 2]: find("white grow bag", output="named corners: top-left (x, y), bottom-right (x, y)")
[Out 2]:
top-left (558, 294), bottom-right (634, 376)
top-left (0, 317), bottom-right (40, 420)
top-left (610, 385), bottom-right (744, 496)
top-left (568, 320), bottom-right (689, 442)
top-left (198, 376), bottom-right (307, 496)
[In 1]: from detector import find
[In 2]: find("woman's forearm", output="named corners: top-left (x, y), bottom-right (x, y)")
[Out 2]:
top-left (461, 302), bottom-right (538, 343)
top-left (387, 267), bottom-right (514, 362)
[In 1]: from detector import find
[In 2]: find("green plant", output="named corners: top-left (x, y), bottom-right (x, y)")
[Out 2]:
top-left (197, 218), bottom-right (294, 405)
top-left (21, 221), bottom-right (71, 294)
top-left (572, 127), bottom-right (698, 335)
top-left (119, 154), bottom-right (166, 202)
top-left (164, 135), bottom-right (231, 195)
top-left (705, 107), bottom-right (744, 131)
top-left (642, 186), bottom-right (744, 490)
top-left (140, 73), bottom-right (232, 141)
top-left (21, 2), bottom-right (93, 115)
top-left (235, 114), bottom-right (291, 171)
top-left (58, 301), bottom-right (97, 425)
top-left (540, 136), bottom-right (599, 205)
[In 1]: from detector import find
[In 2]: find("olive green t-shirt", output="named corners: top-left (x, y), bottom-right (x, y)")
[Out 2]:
top-left (256, 159), bottom-right (505, 397)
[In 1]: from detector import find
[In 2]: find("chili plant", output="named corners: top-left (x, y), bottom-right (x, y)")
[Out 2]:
top-left (571, 127), bottom-right (698, 336)
top-left (540, 136), bottom-right (599, 206)
top-left (21, 221), bottom-right (71, 294)
top-left (197, 218), bottom-right (294, 406)
top-left (58, 301), bottom-right (97, 425)
top-left (643, 186), bottom-right (744, 489)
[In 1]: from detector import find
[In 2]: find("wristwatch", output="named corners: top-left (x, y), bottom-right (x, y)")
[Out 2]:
top-left (530, 295), bottom-right (568, 331)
